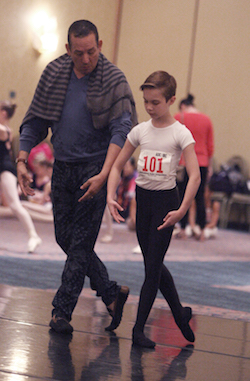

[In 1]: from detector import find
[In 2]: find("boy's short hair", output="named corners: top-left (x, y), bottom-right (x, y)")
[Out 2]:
top-left (140, 71), bottom-right (176, 102)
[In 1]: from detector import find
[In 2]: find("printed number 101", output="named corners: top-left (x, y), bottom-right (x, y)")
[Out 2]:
top-left (142, 156), bottom-right (163, 173)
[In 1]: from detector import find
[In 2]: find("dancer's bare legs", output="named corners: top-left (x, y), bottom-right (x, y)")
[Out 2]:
top-left (0, 171), bottom-right (42, 252)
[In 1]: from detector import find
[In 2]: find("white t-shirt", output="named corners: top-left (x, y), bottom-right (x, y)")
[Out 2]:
top-left (127, 119), bottom-right (195, 191)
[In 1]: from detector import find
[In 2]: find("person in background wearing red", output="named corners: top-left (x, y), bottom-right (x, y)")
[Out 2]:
top-left (175, 94), bottom-right (214, 241)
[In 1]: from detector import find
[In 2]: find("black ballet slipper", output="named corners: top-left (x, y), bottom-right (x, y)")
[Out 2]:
top-left (105, 286), bottom-right (129, 331)
top-left (132, 330), bottom-right (156, 349)
top-left (49, 314), bottom-right (73, 334)
top-left (175, 307), bottom-right (195, 343)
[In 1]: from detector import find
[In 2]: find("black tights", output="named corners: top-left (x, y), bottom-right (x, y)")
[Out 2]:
top-left (134, 186), bottom-right (183, 333)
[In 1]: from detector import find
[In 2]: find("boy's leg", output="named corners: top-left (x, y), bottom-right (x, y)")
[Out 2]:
top-left (132, 188), bottom-right (175, 347)
top-left (159, 265), bottom-right (195, 342)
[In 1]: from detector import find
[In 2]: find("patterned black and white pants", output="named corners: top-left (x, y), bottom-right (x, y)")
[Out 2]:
top-left (51, 160), bottom-right (118, 321)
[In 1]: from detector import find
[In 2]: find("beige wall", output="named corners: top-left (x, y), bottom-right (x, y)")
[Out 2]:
top-left (1, 0), bottom-right (249, 168)
top-left (118, 0), bottom-right (250, 167)
top-left (0, 0), bottom-right (118, 133)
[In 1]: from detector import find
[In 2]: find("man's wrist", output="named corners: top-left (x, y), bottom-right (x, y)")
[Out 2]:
top-left (16, 157), bottom-right (28, 165)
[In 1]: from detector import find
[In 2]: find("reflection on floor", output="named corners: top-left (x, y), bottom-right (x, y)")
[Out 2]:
top-left (0, 284), bottom-right (249, 380)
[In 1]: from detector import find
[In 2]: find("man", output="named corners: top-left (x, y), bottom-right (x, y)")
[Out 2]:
top-left (17, 20), bottom-right (137, 334)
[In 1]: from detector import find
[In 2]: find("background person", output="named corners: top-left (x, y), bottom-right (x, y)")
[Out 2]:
top-left (100, 205), bottom-right (114, 243)
top-left (175, 94), bottom-right (214, 240)
top-left (203, 184), bottom-right (220, 238)
top-left (20, 159), bottom-right (54, 222)
top-left (29, 158), bottom-right (52, 202)
top-left (17, 20), bottom-right (137, 334)
top-left (27, 142), bottom-right (54, 173)
top-left (19, 142), bottom-right (54, 222)
top-left (0, 100), bottom-right (41, 253)
top-left (116, 156), bottom-right (138, 230)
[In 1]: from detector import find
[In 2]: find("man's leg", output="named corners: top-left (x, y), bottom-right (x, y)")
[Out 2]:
top-left (87, 250), bottom-right (129, 331)
top-left (50, 161), bottom-right (128, 333)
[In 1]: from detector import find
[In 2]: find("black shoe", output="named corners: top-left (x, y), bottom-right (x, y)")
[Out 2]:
top-left (105, 286), bottom-right (129, 331)
top-left (49, 314), bottom-right (73, 334)
top-left (132, 330), bottom-right (156, 349)
top-left (176, 307), bottom-right (195, 342)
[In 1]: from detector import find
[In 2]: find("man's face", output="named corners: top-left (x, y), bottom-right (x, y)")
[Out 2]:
top-left (66, 33), bottom-right (102, 78)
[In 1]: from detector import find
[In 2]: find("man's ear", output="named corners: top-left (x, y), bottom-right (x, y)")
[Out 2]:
top-left (65, 43), bottom-right (71, 56)
top-left (98, 40), bottom-right (103, 51)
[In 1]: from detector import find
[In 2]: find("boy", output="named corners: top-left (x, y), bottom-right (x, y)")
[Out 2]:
top-left (107, 71), bottom-right (200, 348)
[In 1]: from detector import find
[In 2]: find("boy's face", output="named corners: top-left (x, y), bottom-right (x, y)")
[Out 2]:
top-left (143, 88), bottom-right (171, 120)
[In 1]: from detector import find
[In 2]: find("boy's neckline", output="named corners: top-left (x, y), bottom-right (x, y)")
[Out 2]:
top-left (150, 118), bottom-right (177, 129)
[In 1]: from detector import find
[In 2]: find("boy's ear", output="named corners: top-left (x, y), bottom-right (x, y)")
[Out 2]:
top-left (169, 96), bottom-right (176, 105)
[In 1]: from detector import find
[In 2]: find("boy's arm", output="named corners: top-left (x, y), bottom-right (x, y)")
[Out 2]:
top-left (158, 143), bottom-right (200, 230)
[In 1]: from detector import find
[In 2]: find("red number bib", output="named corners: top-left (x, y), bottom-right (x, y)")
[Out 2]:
top-left (138, 150), bottom-right (172, 181)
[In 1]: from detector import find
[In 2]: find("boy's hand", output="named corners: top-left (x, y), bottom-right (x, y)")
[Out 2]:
top-left (157, 210), bottom-right (183, 230)
top-left (107, 199), bottom-right (125, 224)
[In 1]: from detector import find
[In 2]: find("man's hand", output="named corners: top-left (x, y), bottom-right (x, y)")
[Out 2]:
top-left (78, 173), bottom-right (106, 202)
top-left (17, 162), bottom-right (34, 197)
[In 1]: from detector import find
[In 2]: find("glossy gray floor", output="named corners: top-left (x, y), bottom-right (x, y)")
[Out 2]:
top-left (1, 216), bottom-right (250, 380)
top-left (0, 284), bottom-right (249, 381)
